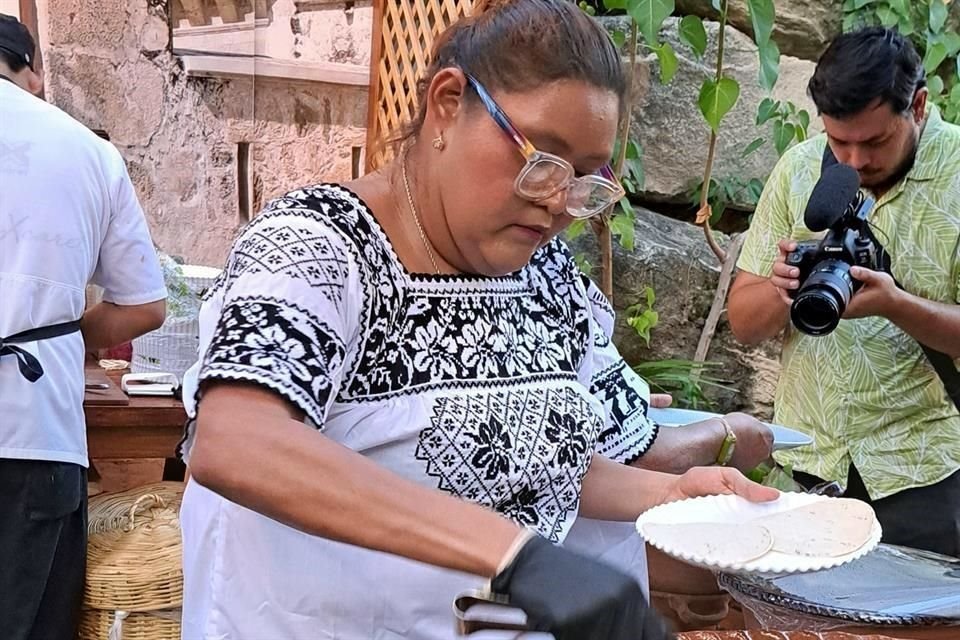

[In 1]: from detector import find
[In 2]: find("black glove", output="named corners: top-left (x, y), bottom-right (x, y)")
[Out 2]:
top-left (491, 534), bottom-right (674, 640)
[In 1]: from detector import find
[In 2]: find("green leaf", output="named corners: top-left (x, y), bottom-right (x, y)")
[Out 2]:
top-left (711, 0), bottom-right (722, 11)
top-left (853, 0), bottom-right (875, 7)
top-left (654, 42), bottom-right (679, 84)
top-left (897, 13), bottom-right (914, 36)
top-left (742, 137), bottom-right (766, 157)
top-left (746, 0), bottom-right (775, 46)
top-left (923, 42), bottom-right (949, 74)
top-left (758, 39), bottom-right (781, 91)
top-left (678, 15), bottom-right (708, 59)
top-left (611, 29), bottom-right (627, 49)
top-left (610, 208), bottom-right (636, 251)
top-left (698, 77), bottom-right (741, 132)
top-left (930, 0), bottom-right (949, 33)
top-left (951, 82), bottom-right (960, 103)
top-left (645, 285), bottom-right (656, 307)
top-left (626, 159), bottom-right (645, 191)
top-left (566, 219), bottom-right (588, 241)
top-left (756, 97), bottom-right (778, 125)
top-left (941, 32), bottom-right (960, 56)
top-left (876, 6), bottom-right (898, 27)
top-left (888, 0), bottom-right (909, 15)
top-left (773, 120), bottom-right (796, 155)
top-left (627, 0), bottom-right (675, 47)
top-left (842, 13), bottom-right (860, 33)
top-left (797, 108), bottom-right (810, 131)
top-left (928, 74), bottom-right (945, 97)
top-left (604, 0), bottom-right (628, 8)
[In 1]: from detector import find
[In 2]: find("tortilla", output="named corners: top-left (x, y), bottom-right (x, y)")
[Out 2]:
top-left (752, 497), bottom-right (875, 557)
top-left (644, 522), bottom-right (774, 564)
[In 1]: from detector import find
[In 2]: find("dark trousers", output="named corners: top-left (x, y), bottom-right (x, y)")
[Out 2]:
top-left (795, 464), bottom-right (960, 559)
top-left (0, 459), bottom-right (87, 640)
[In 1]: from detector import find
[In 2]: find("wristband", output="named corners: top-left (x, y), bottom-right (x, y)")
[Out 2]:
top-left (714, 417), bottom-right (737, 466)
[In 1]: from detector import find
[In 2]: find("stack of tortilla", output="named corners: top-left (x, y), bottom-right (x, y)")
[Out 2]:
top-left (644, 497), bottom-right (876, 566)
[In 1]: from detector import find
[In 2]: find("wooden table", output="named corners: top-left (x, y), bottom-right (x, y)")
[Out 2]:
top-left (84, 363), bottom-right (187, 480)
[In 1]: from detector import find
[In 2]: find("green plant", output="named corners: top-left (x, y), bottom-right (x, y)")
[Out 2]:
top-left (633, 359), bottom-right (737, 409)
top-left (747, 97), bottom-right (811, 157)
top-left (843, 0), bottom-right (960, 123)
top-left (614, 137), bottom-right (646, 197)
top-left (625, 286), bottom-right (659, 346)
top-left (746, 461), bottom-right (800, 491)
top-left (690, 175), bottom-right (765, 225)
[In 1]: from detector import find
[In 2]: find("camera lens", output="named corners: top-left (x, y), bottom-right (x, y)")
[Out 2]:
top-left (790, 259), bottom-right (856, 336)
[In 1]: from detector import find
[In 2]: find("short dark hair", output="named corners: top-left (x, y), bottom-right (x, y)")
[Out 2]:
top-left (808, 27), bottom-right (924, 119)
top-left (399, 0), bottom-right (626, 143)
top-left (0, 13), bottom-right (36, 73)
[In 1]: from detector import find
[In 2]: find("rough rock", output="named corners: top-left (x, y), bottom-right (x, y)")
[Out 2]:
top-left (675, 0), bottom-right (843, 61)
top-left (602, 16), bottom-right (820, 208)
top-left (568, 207), bottom-right (781, 418)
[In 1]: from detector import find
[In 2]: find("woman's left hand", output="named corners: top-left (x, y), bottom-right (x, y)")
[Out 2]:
top-left (649, 393), bottom-right (673, 409)
top-left (657, 466), bottom-right (780, 507)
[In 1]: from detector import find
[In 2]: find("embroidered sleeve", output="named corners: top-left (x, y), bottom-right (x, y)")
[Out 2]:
top-left (581, 276), bottom-right (658, 465)
top-left (197, 195), bottom-right (358, 427)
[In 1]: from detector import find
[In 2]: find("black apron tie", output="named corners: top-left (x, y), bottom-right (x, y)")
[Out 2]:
top-left (0, 320), bottom-right (82, 383)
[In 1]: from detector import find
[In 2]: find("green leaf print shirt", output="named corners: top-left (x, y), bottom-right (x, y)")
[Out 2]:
top-left (738, 105), bottom-right (960, 500)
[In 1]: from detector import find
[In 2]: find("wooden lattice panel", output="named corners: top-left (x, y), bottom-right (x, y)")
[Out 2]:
top-left (365, 0), bottom-right (476, 171)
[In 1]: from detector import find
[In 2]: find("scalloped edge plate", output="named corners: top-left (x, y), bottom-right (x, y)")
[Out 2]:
top-left (647, 407), bottom-right (815, 451)
top-left (637, 492), bottom-right (882, 576)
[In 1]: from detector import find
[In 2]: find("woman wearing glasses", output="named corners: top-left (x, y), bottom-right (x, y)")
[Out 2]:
top-left (177, 1), bottom-right (777, 638)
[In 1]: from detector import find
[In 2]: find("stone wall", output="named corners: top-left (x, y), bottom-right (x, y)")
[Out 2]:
top-left (35, 0), bottom-right (371, 267)
top-left (569, 209), bottom-right (781, 418)
top-left (675, 0), bottom-right (842, 61)
top-left (602, 16), bottom-right (821, 207)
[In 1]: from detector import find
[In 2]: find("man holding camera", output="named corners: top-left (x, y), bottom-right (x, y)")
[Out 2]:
top-left (728, 27), bottom-right (960, 557)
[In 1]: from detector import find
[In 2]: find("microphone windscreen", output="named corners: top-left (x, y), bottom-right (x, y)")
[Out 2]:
top-left (804, 163), bottom-right (860, 232)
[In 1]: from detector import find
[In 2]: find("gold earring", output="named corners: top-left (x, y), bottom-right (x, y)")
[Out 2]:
top-left (432, 133), bottom-right (445, 150)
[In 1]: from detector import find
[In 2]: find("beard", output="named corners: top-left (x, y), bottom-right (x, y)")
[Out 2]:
top-left (861, 127), bottom-right (920, 194)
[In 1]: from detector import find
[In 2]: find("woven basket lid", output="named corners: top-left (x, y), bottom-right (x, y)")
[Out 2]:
top-left (88, 481), bottom-right (185, 535)
top-left (85, 493), bottom-right (183, 612)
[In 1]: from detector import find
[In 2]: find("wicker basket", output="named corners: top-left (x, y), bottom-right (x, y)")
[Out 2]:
top-left (80, 493), bottom-right (183, 640)
top-left (88, 482), bottom-right (185, 535)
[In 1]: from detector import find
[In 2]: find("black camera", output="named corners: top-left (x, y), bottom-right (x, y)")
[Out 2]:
top-left (785, 166), bottom-right (879, 336)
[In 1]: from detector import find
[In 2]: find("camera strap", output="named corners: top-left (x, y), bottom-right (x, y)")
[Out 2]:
top-left (821, 146), bottom-right (960, 413)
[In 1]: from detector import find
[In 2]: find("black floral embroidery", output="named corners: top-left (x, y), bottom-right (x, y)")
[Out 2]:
top-left (464, 416), bottom-right (513, 481)
top-left (188, 185), bottom-right (658, 545)
top-left (417, 388), bottom-right (601, 542)
top-left (241, 185), bottom-right (593, 401)
top-left (496, 487), bottom-right (542, 529)
top-left (546, 410), bottom-right (590, 468)
top-left (200, 297), bottom-right (345, 426)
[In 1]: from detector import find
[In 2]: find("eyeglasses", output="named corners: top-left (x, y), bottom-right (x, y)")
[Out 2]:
top-left (464, 73), bottom-right (625, 219)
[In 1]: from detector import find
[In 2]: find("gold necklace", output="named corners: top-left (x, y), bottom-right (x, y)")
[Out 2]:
top-left (400, 149), bottom-right (441, 275)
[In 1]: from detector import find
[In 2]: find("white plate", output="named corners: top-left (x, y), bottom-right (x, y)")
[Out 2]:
top-left (648, 407), bottom-right (814, 451)
top-left (637, 492), bottom-right (882, 576)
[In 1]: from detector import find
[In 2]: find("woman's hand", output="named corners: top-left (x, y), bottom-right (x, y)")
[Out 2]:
top-left (492, 534), bottom-right (672, 640)
top-left (656, 466), bottom-right (780, 507)
top-left (650, 393), bottom-right (673, 408)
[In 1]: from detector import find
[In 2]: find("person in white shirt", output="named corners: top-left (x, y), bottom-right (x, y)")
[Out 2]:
top-left (0, 14), bottom-right (167, 640)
